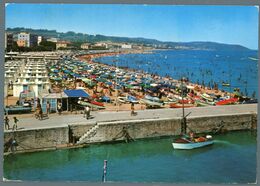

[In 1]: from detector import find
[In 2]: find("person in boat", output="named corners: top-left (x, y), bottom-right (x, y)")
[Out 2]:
top-left (189, 131), bottom-right (195, 141)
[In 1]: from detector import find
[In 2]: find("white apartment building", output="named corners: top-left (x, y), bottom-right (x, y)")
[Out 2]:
top-left (4, 60), bottom-right (25, 98)
top-left (121, 43), bottom-right (132, 49)
top-left (12, 60), bottom-right (50, 97)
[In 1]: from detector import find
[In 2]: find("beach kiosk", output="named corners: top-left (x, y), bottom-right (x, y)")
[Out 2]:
top-left (63, 89), bottom-right (90, 112)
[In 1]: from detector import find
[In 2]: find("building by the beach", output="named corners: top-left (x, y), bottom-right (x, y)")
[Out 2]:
top-left (12, 59), bottom-right (50, 97)
top-left (13, 32), bottom-right (38, 47)
top-left (81, 43), bottom-right (91, 50)
top-left (121, 43), bottom-right (132, 49)
top-left (56, 41), bottom-right (70, 49)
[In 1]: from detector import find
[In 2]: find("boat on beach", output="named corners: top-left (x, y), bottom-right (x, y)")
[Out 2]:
top-left (139, 99), bottom-right (164, 108)
top-left (216, 98), bottom-right (238, 106)
top-left (90, 100), bottom-right (104, 107)
top-left (117, 96), bottom-right (127, 103)
top-left (195, 99), bottom-right (215, 107)
top-left (78, 100), bottom-right (105, 109)
top-left (201, 93), bottom-right (215, 102)
top-left (127, 95), bottom-right (139, 104)
top-left (169, 103), bottom-right (195, 108)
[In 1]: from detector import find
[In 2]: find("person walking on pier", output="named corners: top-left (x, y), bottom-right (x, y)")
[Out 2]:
top-left (57, 102), bottom-right (62, 115)
top-left (13, 117), bottom-right (19, 131)
top-left (131, 102), bottom-right (135, 116)
top-left (83, 106), bottom-right (88, 118)
top-left (46, 101), bottom-right (51, 115)
top-left (86, 106), bottom-right (90, 119)
top-left (4, 116), bottom-right (10, 130)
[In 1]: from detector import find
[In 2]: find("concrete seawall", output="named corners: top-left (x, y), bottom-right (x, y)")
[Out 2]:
top-left (4, 109), bottom-right (257, 154)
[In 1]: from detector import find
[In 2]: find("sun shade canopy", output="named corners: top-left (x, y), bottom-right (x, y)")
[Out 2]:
top-left (64, 89), bottom-right (90, 98)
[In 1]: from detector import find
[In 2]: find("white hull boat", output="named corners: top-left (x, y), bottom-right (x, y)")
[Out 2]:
top-left (172, 139), bottom-right (214, 150)
top-left (172, 78), bottom-right (214, 150)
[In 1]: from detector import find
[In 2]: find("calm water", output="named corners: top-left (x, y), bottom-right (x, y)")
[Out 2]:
top-left (95, 49), bottom-right (258, 97)
top-left (4, 131), bottom-right (256, 183)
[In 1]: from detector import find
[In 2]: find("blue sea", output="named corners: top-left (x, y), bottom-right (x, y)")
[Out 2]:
top-left (94, 49), bottom-right (258, 97)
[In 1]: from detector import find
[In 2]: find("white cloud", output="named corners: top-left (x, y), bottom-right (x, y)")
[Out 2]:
top-left (254, 5), bottom-right (259, 11)
top-left (5, 3), bottom-right (9, 7)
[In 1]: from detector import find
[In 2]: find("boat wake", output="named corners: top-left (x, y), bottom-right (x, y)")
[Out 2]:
top-left (214, 140), bottom-right (239, 147)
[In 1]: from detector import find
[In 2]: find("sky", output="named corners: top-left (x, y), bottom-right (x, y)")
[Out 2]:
top-left (5, 4), bottom-right (259, 50)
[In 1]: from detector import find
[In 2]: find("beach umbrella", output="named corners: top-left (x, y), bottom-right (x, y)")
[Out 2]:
top-left (125, 84), bottom-right (133, 89)
top-left (106, 82), bottom-right (113, 86)
top-left (96, 78), bottom-right (107, 83)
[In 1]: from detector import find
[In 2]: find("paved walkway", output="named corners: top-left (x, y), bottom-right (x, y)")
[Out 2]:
top-left (4, 104), bottom-right (257, 131)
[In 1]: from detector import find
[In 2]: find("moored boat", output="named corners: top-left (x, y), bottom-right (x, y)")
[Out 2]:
top-left (172, 78), bottom-right (214, 150)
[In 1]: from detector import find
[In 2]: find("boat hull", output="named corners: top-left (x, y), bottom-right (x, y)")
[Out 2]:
top-left (169, 103), bottom-right (195, 108)
top-left (172, 140), bottom-right (214, 150)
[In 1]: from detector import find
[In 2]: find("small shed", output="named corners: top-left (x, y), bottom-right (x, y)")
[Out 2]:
top-left (39, 92), bottom-right (68, 113)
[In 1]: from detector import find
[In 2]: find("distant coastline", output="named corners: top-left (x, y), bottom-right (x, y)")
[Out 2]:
top-left (6, 27), bottom-right (254, 51)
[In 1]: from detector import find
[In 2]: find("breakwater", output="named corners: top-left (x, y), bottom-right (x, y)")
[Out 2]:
top-left (4, 107), bottom-right (257, 154)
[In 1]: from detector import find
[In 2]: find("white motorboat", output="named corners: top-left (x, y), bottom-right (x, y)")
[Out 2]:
top-left (172, 135), bottom-right (214, 150)
top-left (172, 78), bottom-right (214, 150)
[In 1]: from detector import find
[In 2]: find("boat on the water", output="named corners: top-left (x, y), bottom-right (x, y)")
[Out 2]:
top-left (222, 82), bottom-right (230, 87)
top-left (172, 78), bottom-right (214, 150)
top-left (172, 135), bottom-right (214, 149)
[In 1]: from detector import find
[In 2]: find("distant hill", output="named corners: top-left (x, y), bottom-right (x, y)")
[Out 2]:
top-left (6, 27), bottom-right (252, 51)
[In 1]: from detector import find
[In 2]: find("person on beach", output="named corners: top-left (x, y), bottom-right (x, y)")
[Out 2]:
top-left (4, 116), bottom-right (10, 130)
top-left (131, 102), bottom-right (135, 116)
top-left (13, 117), bottom-right (19, 130)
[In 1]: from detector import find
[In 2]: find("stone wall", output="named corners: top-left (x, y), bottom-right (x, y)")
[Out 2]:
top-left (4, 113), bottom-right (257, 154)
top-left (4, 126), bottom-right (69, 152)
top-left (89, 113), bottom-right (256, 143)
